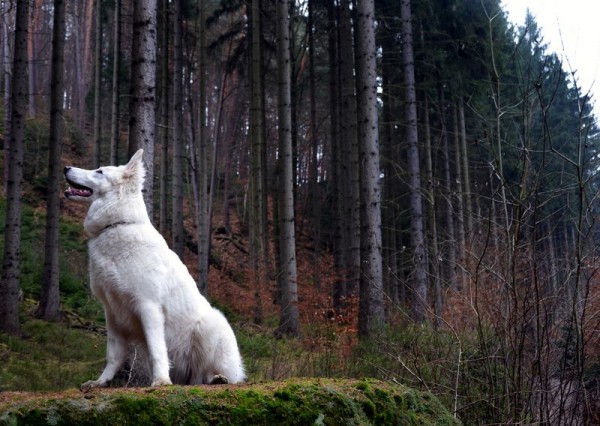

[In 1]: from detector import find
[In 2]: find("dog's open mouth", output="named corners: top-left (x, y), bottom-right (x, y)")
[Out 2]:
top-left (65, 178), bottom-right (93, 198)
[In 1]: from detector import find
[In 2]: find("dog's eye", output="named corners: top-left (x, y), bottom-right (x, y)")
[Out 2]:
top-left (96, 169), bottom-right (103, 174)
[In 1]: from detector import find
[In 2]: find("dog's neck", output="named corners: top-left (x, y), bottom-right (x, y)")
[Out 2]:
top-left (84, 193), bottom-right (150, 238)
top-left (86, 220), bottom-right (138, 239)
top-left (101, 221), bottom-right (132, 232)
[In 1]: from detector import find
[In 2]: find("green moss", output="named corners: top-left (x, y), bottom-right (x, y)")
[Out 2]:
top-left (274, 388), bottom-right (295, 401)
top-left (0, 318), bottom-right (105, 392)
top-left (361, 399), bottom-right (376, 419)
top-left (355, 381), bottom-right (369, 392)
top-left (0, 379), bottom-right (461, 426)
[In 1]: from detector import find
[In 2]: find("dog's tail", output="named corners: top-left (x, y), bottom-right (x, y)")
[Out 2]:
top-left (187, 311), bottom-right (246, 385)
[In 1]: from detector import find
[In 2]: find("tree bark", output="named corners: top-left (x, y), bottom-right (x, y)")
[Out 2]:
top-left (92, 0), bottom-right (102, 167)
top-left (276, 0), bottom-right (300, 337)
top-left (327, 0), bottom-right (344, 310)
top-left (1, 0), bottom-right (29, 336)
top-left (248, 0), bottom-right (266, 323)
top-left (110, 0), bottom-right (121, 165)
top-left (306, 0), bottom-right (322, 289)
top-left (439, 88), bottom-right (456, 289)
top-left (172, 0), bottom-right (184, 258)
top-left (27, 0), bottom-right (40, 117)
top-left (82, 0), bottom-right (94, 127)
top-left (379, 19), bottom-right (400, 306)
top-left (71, 1), bottom-right (84, 130)
top-left (220, 72), bottom-right (241, 236)
top-left (128, 0), bottom-right (157, 218)
top-left (2, 1), bottom-right (12, 195)
top-left (401, 0), bottom-right (428, 322)
top-left (338, 0), bottom-right (360, 298)
top-left (355, 0), bottom-right (385, 337)
top-left (423, 96), bottom-right (442, 327)
top-left (458, 98), bottom-right (473, 258)
top-left (452, 103), bottom-right (465, 289)
top-left (0, 2), bottom-right (6, 98)
top-left (37, 0), bottom-right (66, 322)
top-left (158, 0), bottom-right (169, 235)
top-left (196, 0), bottom-right (210, 294)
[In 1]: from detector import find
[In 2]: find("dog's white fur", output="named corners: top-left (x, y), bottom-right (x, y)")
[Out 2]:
top-left (65, 149), bottom-right (245, 390)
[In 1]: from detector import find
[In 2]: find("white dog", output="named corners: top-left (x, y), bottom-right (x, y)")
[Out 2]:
top-left (64, 149), bottom-right (245, 390)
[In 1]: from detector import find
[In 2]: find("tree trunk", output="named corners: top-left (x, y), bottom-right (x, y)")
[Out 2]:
top-left (338, 0), bottom-right (360, 298)
top-left (128, 0), bottom-right (157, 218)
top-left (196, 0), bottom-right (210, 294)
top-left (110, 0), bottom-right (121, 165)
top-left (452, 102), bottom-right (465, 289)
top-left (306, 0), bottom-right (321, 289)
top-left (276, 0), bottom-right (300, 337)
top-left (158, 0), bottom-right (169, 235)
top-left (547, 227), bottom-right (559, 295)
top-left (0, 0), bottom-right (29, 336)
top-left (71, 0), bottom-right (94, 131)
top-left (207, 65), bottom-right (226, 259)
top-left (379, 21), bottom-right (399, 306)
top-left (92, 0), bottom-right (102, 167)
top-left (37, 0), bottom-right (66, 322)
top-left (401, 0), bottom-right (428, 322)
top-left (220, 72), bottom-right (241, 235)
top-left (82, 0), bottom-right (94, 127)
top-left (172, 0), bottom-right (184, 258)
top-left (2, 1), bottom-right (12, 194)
top-left (326, 0), bottom-right (344, 310)
top-left (27, 0), bottom-right (40, 117)
top-left (355, 0), bottom-right (385, 337)
top-left (439, 89), bottom-right (456, 289)
top-left (423, 96), bottom-right (442, 328)
top-left (72, 1), bottom-right (85, 130)
top-left (248, 0), bottom-right (266, 324)
top-left (458, 98), bottom-right (473, 267)
top-left (0, 3), bottom-right (6, 98)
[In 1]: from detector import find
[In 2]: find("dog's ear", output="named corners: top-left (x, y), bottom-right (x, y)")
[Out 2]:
top-left (123, 149), bottom-right (146, 189)
top-left (126, 149), bottom-right (144, 168)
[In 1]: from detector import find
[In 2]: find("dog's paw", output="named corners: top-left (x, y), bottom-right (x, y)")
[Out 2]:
top-left (80, 380), bottom-right (108, 392)
top-left (151, 377), bottom-right (173, 387)
top-left (209, 374), bottom-right (229, 385)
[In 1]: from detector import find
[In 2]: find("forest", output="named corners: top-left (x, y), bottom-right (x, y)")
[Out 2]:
top-left (1, 0), bottom-right (600, 423)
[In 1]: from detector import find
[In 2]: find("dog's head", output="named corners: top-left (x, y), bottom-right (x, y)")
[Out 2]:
top-left (64, 149), bottom-right (146, 203)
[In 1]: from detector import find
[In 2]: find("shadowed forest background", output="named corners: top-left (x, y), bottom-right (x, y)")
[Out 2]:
top-left (1, 0), bottom-right (600, 424)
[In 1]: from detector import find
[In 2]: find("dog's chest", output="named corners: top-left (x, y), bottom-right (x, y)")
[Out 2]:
top-left (87, 233), bottom-right (142, 293)
top-left (86, 227), bottom-right (171, 299)
top-left (87, 225), bottom-right (157, 270)
top-left (87, 238), bottom-right (144, 335)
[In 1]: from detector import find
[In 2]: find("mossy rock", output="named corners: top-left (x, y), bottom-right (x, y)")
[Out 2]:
top-left (0, 378), bottom-right (460, 425)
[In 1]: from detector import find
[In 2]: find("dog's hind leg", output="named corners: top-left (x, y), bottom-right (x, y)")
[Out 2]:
top-left (139, 302), bottom-right (173, 387)
top-left (81, 316), bottom-right (128, 392)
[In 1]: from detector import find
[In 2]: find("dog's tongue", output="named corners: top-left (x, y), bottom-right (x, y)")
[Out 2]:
top-left (65, 187), bottom-right (92, 197)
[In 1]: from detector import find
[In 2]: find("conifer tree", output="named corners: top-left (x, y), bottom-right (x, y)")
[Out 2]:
top-left (38, 0), bottom-right (67, 321)
top-left (0, 0), bottom-right (29, 336)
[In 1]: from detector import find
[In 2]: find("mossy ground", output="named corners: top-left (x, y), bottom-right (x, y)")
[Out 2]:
top-left (0, 315), bottom-right (106, 392)
top-left (0, 379), bottom-right (460, 425)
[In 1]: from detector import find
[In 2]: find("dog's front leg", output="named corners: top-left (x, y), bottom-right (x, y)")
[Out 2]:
top-left (81, 319), bottom-right (127, 392)
top-left (139, 302), bottom-right (172, 387)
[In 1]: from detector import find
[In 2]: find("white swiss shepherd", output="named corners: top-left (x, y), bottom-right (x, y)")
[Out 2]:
top-left (64, 149), bottom-right (245, 390)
